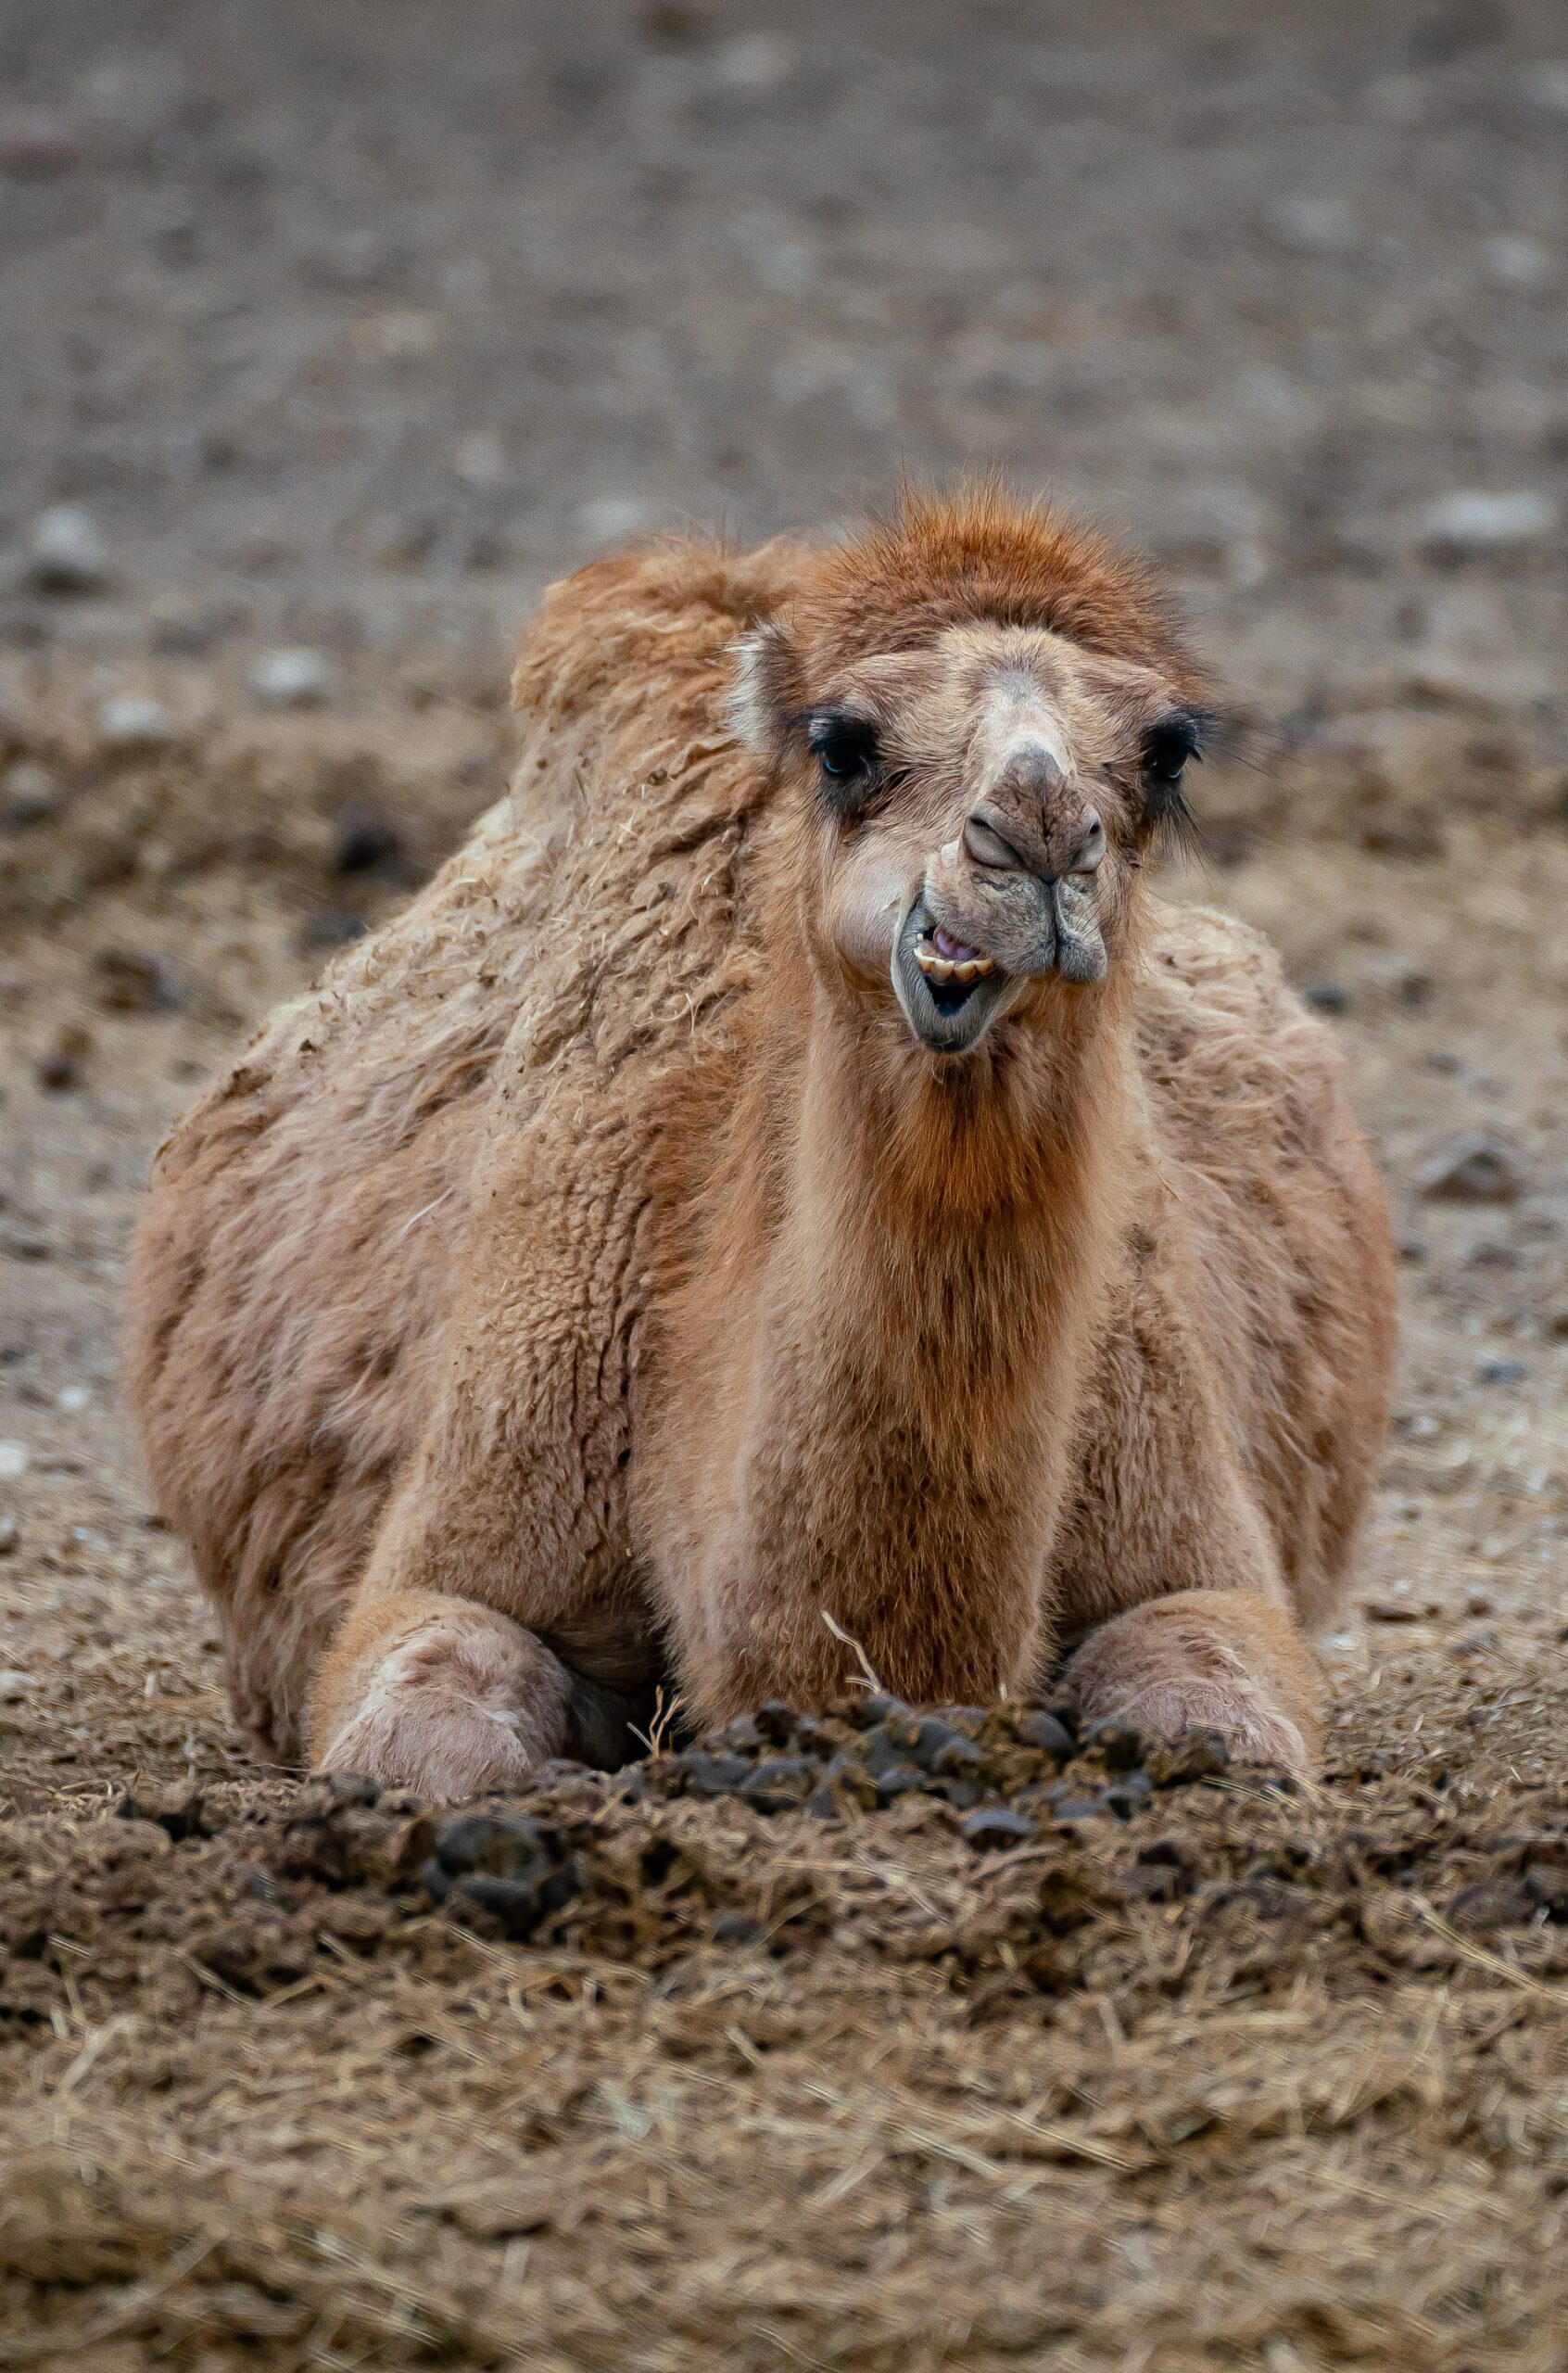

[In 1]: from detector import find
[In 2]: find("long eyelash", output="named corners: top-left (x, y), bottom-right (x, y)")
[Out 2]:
top-left (1149, 780), bottom-right (1202, 859)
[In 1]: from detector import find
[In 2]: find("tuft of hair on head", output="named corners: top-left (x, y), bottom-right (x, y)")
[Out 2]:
top-left (727, 617), bottom-right (803, 763)
top-left (790, 476), bottom-right (1203, 691)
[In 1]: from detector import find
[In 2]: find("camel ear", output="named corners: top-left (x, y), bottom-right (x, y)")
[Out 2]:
top-left (727, 619), bottom-right (803, 761)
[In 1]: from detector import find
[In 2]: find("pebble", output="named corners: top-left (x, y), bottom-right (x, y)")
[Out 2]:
top-left (1359, 813), bottom-right (1446, 859)
top-left (1363, 1593), bottom-right (1435, 1624)
top-left (0, 1517), bottom-right (16, 1554)
top-left (1480, 234), bottom-right (1556, 289)
top-left (1, 761), bottom-right (62, 827)
top-left (249, 647), bottom-right (331, 706)
top-left (0, 1441), bottom-right (30, 1481)
top-left (57, 1384), bottom-right (90, 1413)
top-left (1477, 1358), bottom-right (1529, 1386)
top-left (1268, 194), bottom-right (1360, 254)
top-left (36, 1023), bottom-right (90, 1091)
top-left (961, 1805), bottom-right (1035, 1848)
top-left (334, 805), bottom-right (405, 875)
top-left (98, 696), bottom-right (171, 747)
top-left (713, 32), bottom-right (796, 91)
top-left (28, 503), bottom-right (109, 592)
top-left (1015, 1708), bottom-right (1075, 1762)
top-left (1464, 1588), bottom-right (1495, 1618)
top-left (93, 945), bottom-right (180, 1012)
top-left (574, 495), bottom-right (662, 546)
top-left (1421, 489), bottom-right (1560, 552)
top-left (1303, 982), bottom-right (1349, 1013)
top-left (0, 1669), bottom-right (34, 1703)
top-left (1418, 1140), bottom-right (1523, 1205)
top-left (1, 110), bottom-right (81, 177)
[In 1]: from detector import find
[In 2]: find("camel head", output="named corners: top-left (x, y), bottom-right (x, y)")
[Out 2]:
top-left (731, 491), bottom-right (1205, 1057)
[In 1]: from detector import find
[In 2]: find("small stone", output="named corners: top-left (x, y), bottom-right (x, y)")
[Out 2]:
top-left (0, 1669), bottom-right (33, 1702)
top-left (1363, 1593), bottom-right (1426, 1623)
top-left (1480, 234), bottom-right (1556, 289)
top-left (845, 1693), bottom-right (910, 1730)
top-left (120, 1783), bottom-right (206, 1842)
top-left (28, 503), bottom-right (109, 592)
top-left (0, 1441), bottom-right (29, 1481)
top-left (249, 647), bottom-right (331, 706)
top-left (960, 1805), bottom-right (1034, 1849)
top-left (1084, 1719), bottom-right (1145, 1771)
top-left (1418, 1140), bottom-right (1523, 1205)
top-left (1478, 1357), bottom-right (1529, 1386)
top-left (57, 1384), bottom-right (90, 1413)
top-left (1106, 1771), bottom-right (1155, 1818)
top-left (98, 696), bottom-right (171, 747)
top-left (1015, 1709), bottom-right (1075, 1762)
top-left (36, 1024), bottom-right (90, 1090)
top-left (0, 1517), bottom-right (16, 1554)
top-left (574, 495), bottom-right (661, 546)
top-left (334, 805), bottom-right (406, 876)
top-left (1, 761), bottom-right (62, 826)
top-left (1268, 194), bottom-right (1359, 253)
top-left (1, 111), bottom-right (81, 177)
top-left (670, 1750), bottom-right (753, 1797)
top-left (1050, 1795), bottom-right (1106, 1823)
top-left (741, 1755), bottom-right (816, 1811)
top-left (1421, 489), bottom-right (1560, 552)
top-left (713, 32), bottom-right (795, 91)
top-left (1464, 1588), bottom-right (1495, 1618)
top-left (1302, 982), bottom-right (1349, 1013)
top-left (93, 946), bottom-right (180, 1012)
top-left (1359, 812), bottom-right (1446, 859)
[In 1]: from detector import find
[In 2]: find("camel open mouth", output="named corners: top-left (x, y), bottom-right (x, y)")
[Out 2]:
top-left (891, 900), bottom-right (1014, 1054)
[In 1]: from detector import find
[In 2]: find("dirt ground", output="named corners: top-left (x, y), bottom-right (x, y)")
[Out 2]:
top-left (3, 4), bottom-right (1568, 2367)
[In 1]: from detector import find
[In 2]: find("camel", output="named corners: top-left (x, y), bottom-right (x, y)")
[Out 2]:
top-left (127, 489), bottom-right (1397, 1796)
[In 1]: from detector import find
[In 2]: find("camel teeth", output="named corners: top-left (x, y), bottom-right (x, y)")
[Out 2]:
top-left (915, 937), bottom-right (997, 985)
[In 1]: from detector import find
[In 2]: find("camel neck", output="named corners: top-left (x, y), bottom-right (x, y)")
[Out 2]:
top-left (648, 977), bottom-right (1133, 1712)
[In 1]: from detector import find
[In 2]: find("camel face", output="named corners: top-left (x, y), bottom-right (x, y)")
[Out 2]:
top-left (739, 618), bottom-right (1202, 1056)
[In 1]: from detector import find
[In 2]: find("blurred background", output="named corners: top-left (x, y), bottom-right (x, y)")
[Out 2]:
top-left (4, 0), bottom-right (1566, 726)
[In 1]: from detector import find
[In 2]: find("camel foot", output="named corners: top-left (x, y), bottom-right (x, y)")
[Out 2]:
top-left (1056, 1589), bottom-right (1320, 1771)
top-left (311, 1590), bottom-right (571, 1799)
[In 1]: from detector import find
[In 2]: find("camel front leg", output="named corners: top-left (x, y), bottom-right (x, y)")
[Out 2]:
top-left (308, 1103), bottom-right (658, 1796)
top-left (312, 1589), bottom-right (573, 1797)
top-left (1055, 1589), bottom-right (1321, 1770)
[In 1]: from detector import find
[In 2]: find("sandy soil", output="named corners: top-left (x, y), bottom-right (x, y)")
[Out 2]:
top-left (2, 5), bottom-right (1567, 2367)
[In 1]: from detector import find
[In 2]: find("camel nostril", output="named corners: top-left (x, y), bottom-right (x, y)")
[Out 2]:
top-left (963, 812), bottom-right (1028, 870)
top-left (1070, 813), bottom-right (1106, 875)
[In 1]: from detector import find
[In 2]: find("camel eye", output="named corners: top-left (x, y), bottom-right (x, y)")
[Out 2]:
top-left (1143, 715), bottom-right (1201, 784)
top-left (807, 717), bottom-right (879, 811)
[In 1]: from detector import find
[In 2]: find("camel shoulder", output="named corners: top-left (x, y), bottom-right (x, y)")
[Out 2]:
top-left (1133, 897), bottom-right (1347, 1156)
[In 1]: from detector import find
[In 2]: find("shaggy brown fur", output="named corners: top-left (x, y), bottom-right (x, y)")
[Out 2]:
top-left (127, 489), bottom-right (1397, 1793)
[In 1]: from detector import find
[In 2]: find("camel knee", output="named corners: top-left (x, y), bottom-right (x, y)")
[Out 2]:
top-left (1056, 1589), bottom-right (1321, 1771)
top-left (311, 1590), bottom-right (572, 1799)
